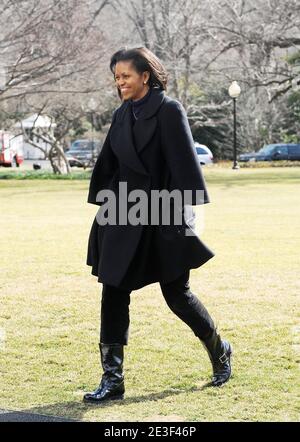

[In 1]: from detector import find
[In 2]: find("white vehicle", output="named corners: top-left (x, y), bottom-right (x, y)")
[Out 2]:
top-left (194, 142), bottom-right (213, 165)
top-left (0, 131), bottom-right (24, 167)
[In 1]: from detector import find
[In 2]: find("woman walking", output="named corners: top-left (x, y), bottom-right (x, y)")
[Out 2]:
top-left (84, 47), bottom-right (232, 403)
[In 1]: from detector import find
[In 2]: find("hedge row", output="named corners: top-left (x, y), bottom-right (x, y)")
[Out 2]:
top-left (0, 170), bottom-right (92, 180)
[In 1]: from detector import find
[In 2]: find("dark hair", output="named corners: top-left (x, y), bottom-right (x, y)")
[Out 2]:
top-left (110, 47), bottom-right (168, 99)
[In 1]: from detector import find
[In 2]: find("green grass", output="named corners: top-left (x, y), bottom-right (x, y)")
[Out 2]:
top-left (0, 166), bottom-right (299, 422)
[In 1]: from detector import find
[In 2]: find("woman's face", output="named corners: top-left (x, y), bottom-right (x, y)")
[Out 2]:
top-left (114, 61), bottom-right (150, 101)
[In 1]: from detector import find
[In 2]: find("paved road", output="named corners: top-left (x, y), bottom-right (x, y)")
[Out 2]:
top-left (18, 160), bottom-right (84, 171)
top-left (19, 159), bottom-right (52, 170)
top-left (0, 408), bottom-right (77, 422)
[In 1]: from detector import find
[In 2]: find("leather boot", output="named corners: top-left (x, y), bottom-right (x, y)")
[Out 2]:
top-left (83, 343), bottom-right (125, 403)
top-left (201, 329), bottom-right (232, 387)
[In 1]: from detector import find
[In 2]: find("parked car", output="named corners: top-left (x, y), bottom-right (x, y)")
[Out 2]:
top-left (66, 139), bottom-right (101, 168)
top-left (238, 150), bottom-right (257, 162)
top-left (239, 143), bottom-right (300, 162)
top-left (194, 142), bottom-right (213, 165)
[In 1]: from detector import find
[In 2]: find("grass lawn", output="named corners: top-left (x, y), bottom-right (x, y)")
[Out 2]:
top-left (0, 166), bottom-right (299, 422)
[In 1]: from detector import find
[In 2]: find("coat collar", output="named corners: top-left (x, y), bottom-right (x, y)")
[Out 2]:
top-left (110, 88), bottom-right (166, 176)
top-left (116, 87), bottom-right (165, 122)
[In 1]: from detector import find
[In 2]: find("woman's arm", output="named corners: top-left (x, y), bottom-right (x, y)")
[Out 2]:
top-left (160, 99), bottom-right (210, 205)
top-left (87, 110), bottom-right (119, 206)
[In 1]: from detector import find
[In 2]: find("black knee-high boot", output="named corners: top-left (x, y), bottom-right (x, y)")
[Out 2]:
top-left (200, 329), bottom-right (232, 387)
top-left (83, 343), bottom-right (125, 403)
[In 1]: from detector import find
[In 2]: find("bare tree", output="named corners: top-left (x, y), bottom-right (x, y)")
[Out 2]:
top-left (202, 0), bottom-right (300, 99)
top-left (1, 0), bottom-right (299, 162)
top-left (0, 0), bottom-right (114, 171)
top-left (0, 0), bottom-right (114, 106)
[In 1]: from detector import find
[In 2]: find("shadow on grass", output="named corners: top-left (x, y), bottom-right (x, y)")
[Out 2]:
top-left (17, 384), bottom-right (213, 421)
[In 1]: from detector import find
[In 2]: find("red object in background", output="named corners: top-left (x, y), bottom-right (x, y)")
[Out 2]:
top-left (0, 131), bottom-right (24, 167)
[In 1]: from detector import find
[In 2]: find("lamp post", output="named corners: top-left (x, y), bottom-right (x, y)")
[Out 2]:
top-left (228, 81), bottom-right (241, 170)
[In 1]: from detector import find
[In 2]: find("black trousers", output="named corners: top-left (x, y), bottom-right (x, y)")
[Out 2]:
top-left (100, 270), bottom-right (215, 345)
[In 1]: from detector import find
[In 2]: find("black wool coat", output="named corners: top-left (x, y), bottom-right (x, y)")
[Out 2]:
top-left (86, 87), bottom-right (214, 290)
